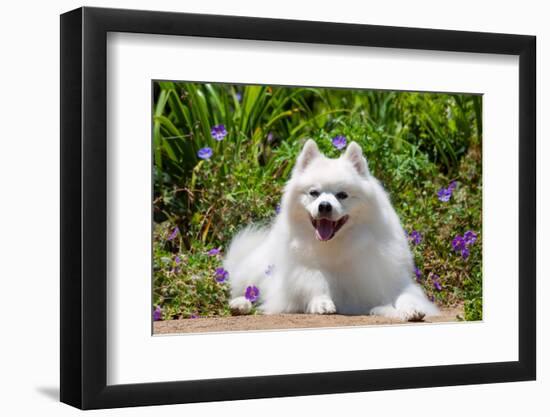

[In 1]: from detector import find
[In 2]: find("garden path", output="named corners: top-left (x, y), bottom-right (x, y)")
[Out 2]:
top-left (153, 305), bottom-right (463, 334)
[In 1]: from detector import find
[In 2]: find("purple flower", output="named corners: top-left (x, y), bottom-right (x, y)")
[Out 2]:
top-left (174, 255), bottom-right (182, 264)
top-left (214, 267), bottom-right (229, 283)
top-left (452, 235), bottom-right (466, 252)
top-left (190, 313), bottom-right (198, 319)
top-left (197, 147), bottom-right (213, 159)
top-left (437, 181), bottom-right (458, 202)
top-left (437, 187), bottom-right (453, 202)
top-left (464, 230), bottom-right (478, 246)
top-left (153, 305), bottom-right (162, 321)
top-left (245, 285), bottom-right (260, 303)
top-left (428, 295), bottom-right (435, 302)
top-left (207, 248), bottom-right (221, 256)
top-left (452, 231), bottom-right (477, 259)
top-left (265, 264), bottom-right (275, 276)
top-left (167, 227), bottom-right (179, 241)
top-left (332, 135), bottom-right (347, 150)
top-left (275, 204), bottom-right (281, 214)
top-left (235, 92), bottom-right (242, 102)
top-left (211, 124), bottom-right (228, 141)
top-left (414, 266), bottom-right (422, 283)
top-left (409, 230), bottom-right (422, 245)
top-left (267, 132), bottom-right (274, 143)
top-left (431, 275), bottom-right (442, 292)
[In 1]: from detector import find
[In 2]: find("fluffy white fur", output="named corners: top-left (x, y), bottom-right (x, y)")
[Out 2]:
top-left (224, 140), bottom-right (439, 321)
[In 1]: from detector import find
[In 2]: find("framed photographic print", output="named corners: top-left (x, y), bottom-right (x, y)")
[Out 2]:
top-left (60, 6), bottom-right (536, 410)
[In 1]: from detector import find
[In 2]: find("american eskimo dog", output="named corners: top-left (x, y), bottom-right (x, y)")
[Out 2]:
top-left (224, 140), bottom-right (438, 321)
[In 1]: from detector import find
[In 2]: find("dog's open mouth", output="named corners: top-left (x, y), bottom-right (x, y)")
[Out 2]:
top-left (311, 215), bottom-right (349, 241)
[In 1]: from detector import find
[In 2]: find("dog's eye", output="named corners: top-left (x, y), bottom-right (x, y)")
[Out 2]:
top-left (309, 190), bottom-right (320, 198)
top-left (336, 192), bottom-right (348, 200)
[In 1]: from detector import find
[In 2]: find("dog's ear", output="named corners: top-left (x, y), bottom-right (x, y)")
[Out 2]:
top-left (294, 139), bottom-right (320, 173)
top-left (344, 142), bottom-right (369, 176)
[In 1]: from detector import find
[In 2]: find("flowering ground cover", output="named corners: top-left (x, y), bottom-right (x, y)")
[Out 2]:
top-left (152, 82), bottom-right (482, 323)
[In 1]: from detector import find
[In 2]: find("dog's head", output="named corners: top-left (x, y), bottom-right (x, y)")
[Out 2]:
top-left (284, 139), bottom-right (373, 242)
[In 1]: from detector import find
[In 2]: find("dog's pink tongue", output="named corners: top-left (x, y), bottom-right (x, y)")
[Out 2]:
top-left (316, 219), bottom-right (334, 241)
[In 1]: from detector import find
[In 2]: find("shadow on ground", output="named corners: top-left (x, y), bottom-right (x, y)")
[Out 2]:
top-left (35, 386), bottom-right (59, 401)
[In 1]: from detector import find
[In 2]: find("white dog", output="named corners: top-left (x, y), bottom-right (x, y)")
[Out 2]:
top-left (224, 139), bottom-right (438, 321)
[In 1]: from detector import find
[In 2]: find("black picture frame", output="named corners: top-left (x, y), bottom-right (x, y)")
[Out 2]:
top-left (60, 6), bottom-right (536, 410)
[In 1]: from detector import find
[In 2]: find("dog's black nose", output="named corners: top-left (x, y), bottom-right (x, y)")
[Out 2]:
top-left (318, 201), bottom-right (332, 214)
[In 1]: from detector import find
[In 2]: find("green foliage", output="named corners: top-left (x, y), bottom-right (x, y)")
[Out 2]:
top-left (402, 146), bottom-right (482, 320)
top-left (152, 82), bottom-right (482, 321)
top-left (153, 222), bottom-right (231, 319)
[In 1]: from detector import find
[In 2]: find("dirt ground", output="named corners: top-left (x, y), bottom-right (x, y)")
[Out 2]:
top-left (153, 305), bottom-right (464, 334)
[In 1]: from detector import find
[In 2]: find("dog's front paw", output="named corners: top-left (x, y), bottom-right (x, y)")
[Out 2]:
top-left (229, 296), bottom-right (252, 315)
top-left (306, 296), bottom-right (336, 315)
